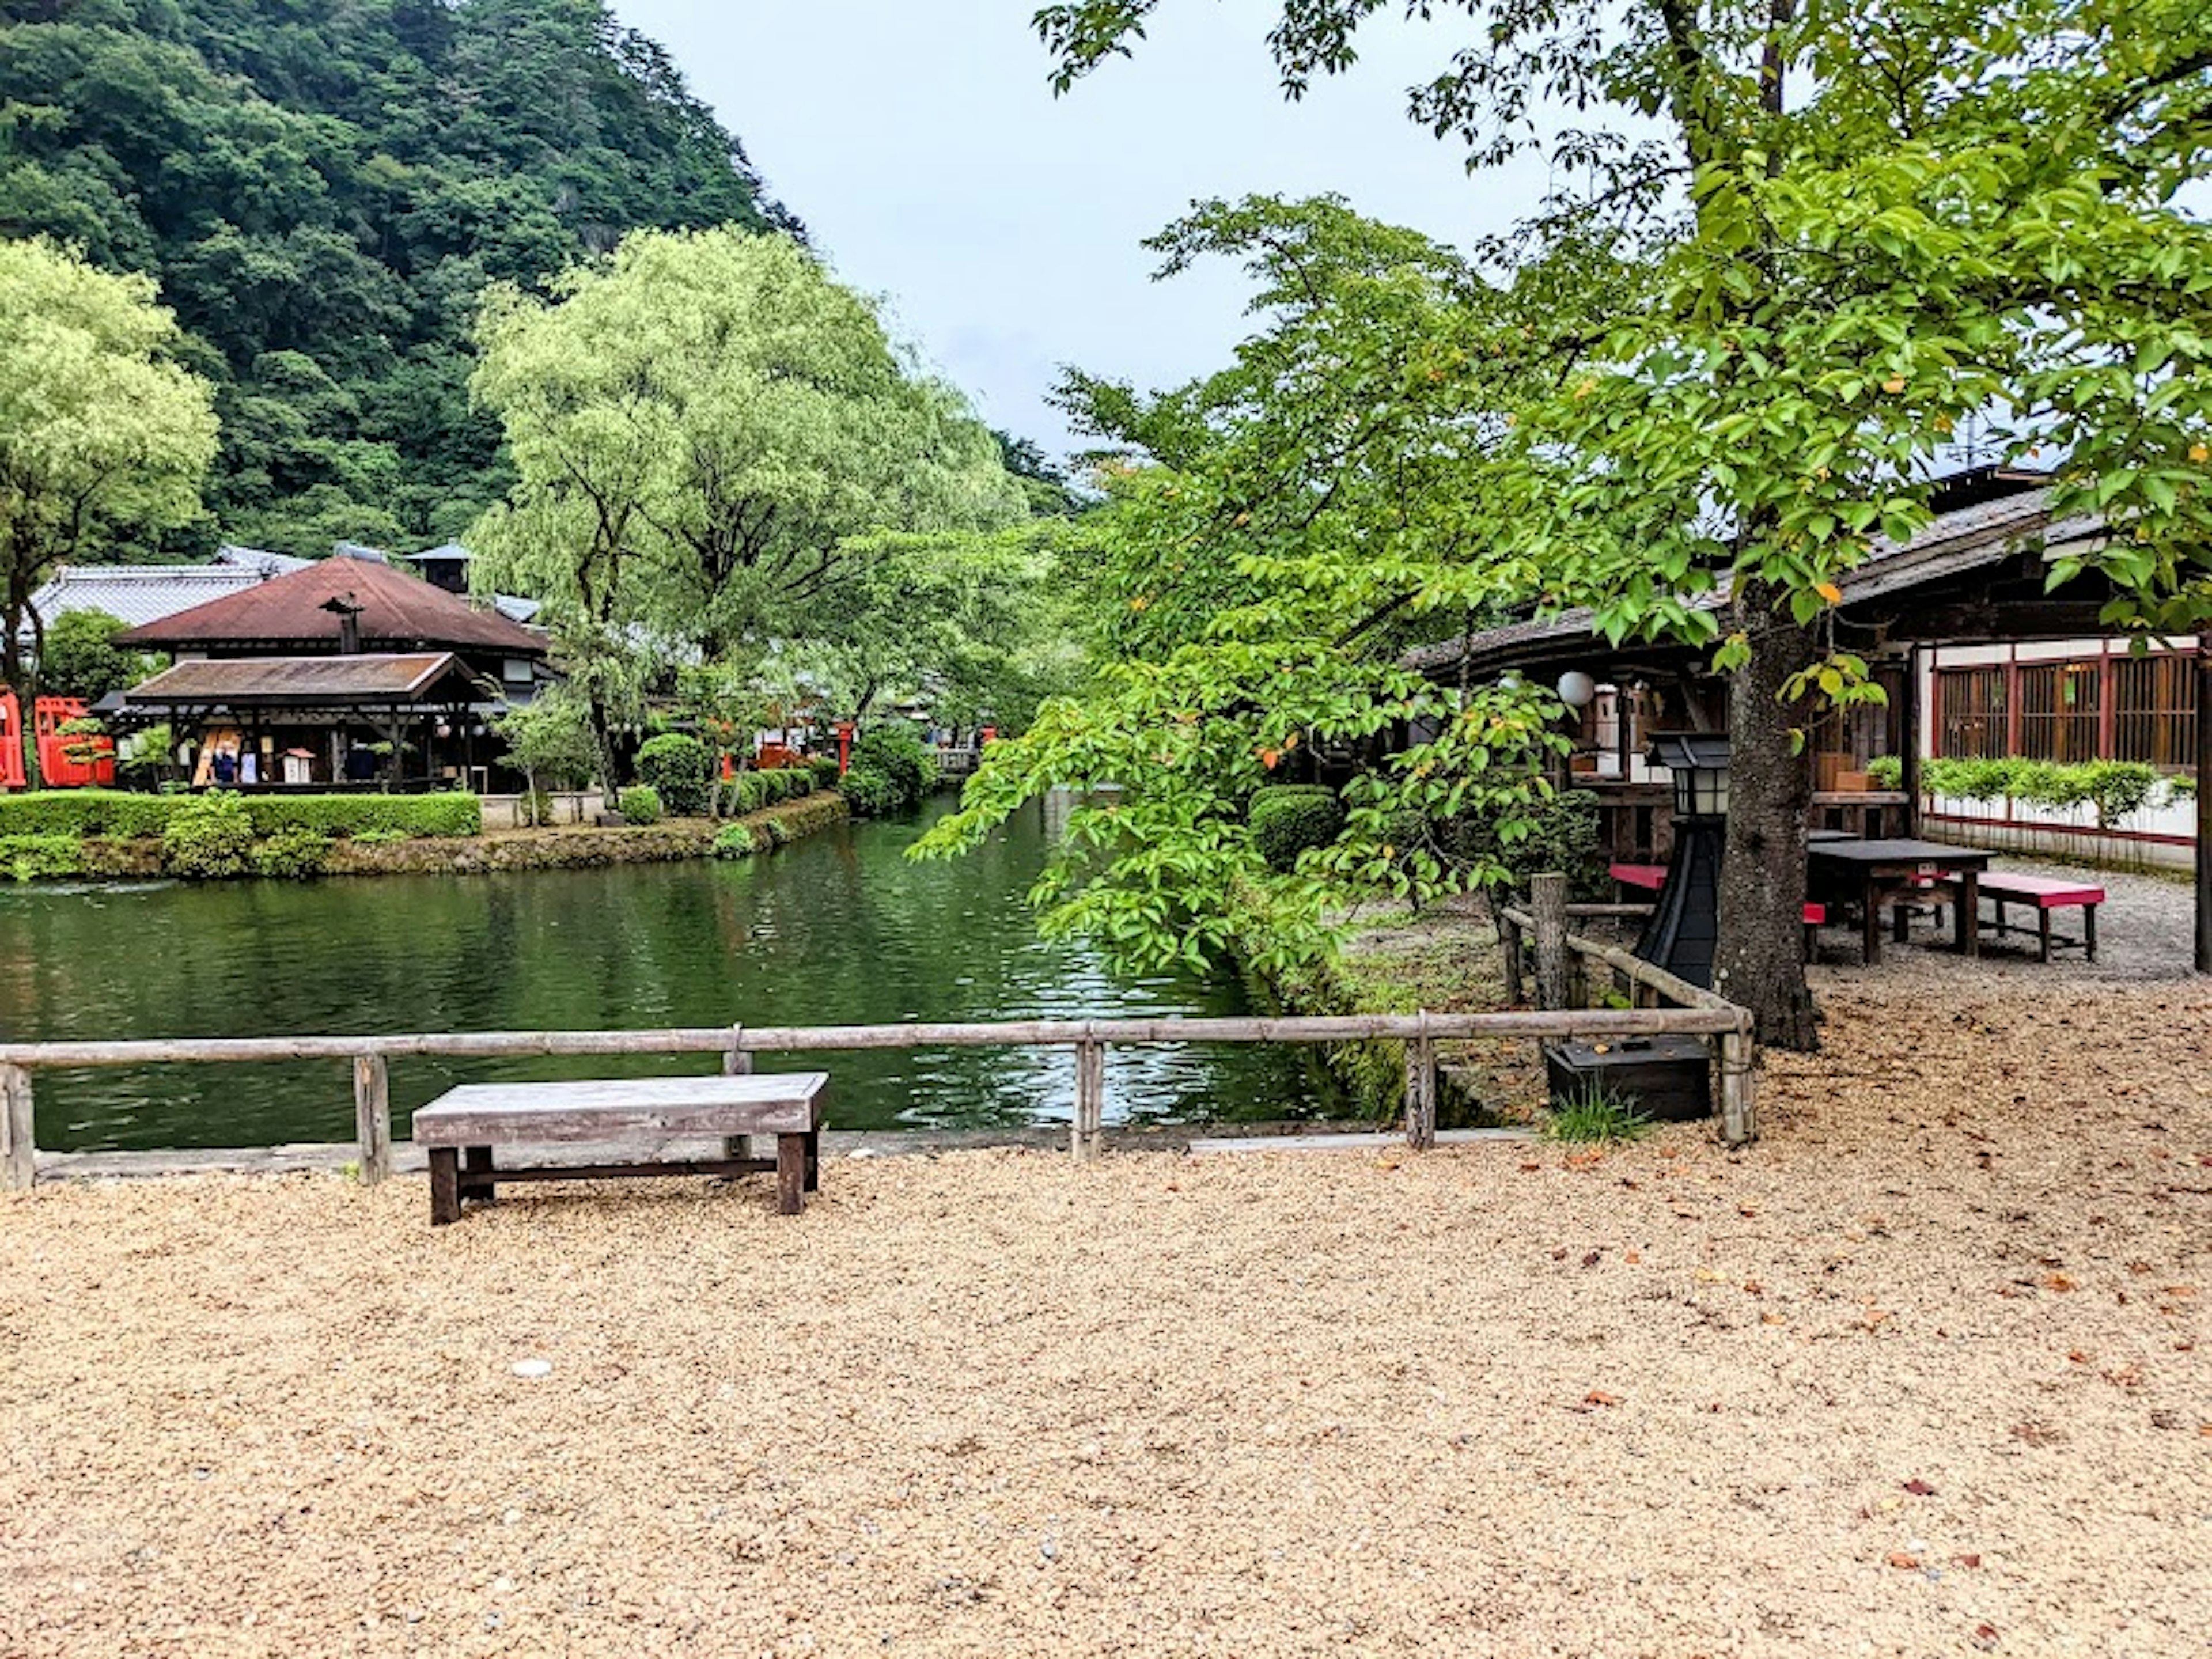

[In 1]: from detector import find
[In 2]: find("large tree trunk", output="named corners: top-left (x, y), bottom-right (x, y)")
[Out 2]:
top-left (587, 695), bottom-right (622, 808)
top-left (1712, 578), bottom-right (1821, 1050)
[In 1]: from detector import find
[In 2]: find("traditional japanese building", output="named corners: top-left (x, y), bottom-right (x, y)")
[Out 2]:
top-left (113, 553), bottom-right (550, 791)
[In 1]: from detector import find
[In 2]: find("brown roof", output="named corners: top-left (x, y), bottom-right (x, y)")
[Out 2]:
top-left (122, 653), bottom-right (495, 707)
top-left (115, 556), bottom-right (545, 656)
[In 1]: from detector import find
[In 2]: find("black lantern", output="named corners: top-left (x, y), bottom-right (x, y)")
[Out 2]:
top-left (1634, 733), bottom-right (1732, 988)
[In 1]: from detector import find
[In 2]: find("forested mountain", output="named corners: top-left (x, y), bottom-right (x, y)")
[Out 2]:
top-left (0, 0), bottom-right (799, 557)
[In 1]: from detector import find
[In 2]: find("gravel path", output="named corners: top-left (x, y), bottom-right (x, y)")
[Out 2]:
top-left (5, 977), bottom-right (2207, 1657)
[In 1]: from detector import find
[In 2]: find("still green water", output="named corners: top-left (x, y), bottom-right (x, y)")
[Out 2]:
top-left (0, 797), bottom-right (1330, 1152)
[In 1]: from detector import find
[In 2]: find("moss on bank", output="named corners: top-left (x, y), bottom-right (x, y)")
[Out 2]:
top-left (3, 793), bottom-right (849, 881)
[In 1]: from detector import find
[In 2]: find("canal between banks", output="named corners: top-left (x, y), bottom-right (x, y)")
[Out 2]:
top-left (0, 797), bottom-right (1332, 1152)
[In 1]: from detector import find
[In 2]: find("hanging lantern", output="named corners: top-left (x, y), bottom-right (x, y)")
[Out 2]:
top-left (1556, 669), bottom-right (1597, 709)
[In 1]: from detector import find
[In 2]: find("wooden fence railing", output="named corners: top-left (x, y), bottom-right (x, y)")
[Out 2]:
top-left (0, 994), bottom-right (1753, 1191)
top-left (1495, 872), bottom-right (1756, 1146)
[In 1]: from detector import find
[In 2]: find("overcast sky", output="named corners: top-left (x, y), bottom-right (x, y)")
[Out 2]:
top-left (612, 2), bottom-right (1554, 462)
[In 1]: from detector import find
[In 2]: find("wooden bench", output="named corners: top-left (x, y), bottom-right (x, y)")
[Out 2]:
top-left (411, 1073), bottom-right (829, 1225)
top-left (1975, 872), bottom-right (2104, 962)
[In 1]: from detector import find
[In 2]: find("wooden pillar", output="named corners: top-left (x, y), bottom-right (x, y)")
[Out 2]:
top-left (1499, 911), bottom-right (1525, 1006)
top-left (351, 1054), bottom-right (391, 1185)
top-left (1718, 1021), bottom-right (1756, 1146)
top-left (1899, 646), bottom-right (1922, 839)
top-left (1403, 1015), bottom-right (1437, 1150)
top-left (1073, 1035), bottom-right (1105, 1163)
top-left (2196, 644), bottom-right (2211, 975)
top-left (1, 1063), bottom-right (33, 1192)
top-left (1532, 873), bottom-right (1569, 1012)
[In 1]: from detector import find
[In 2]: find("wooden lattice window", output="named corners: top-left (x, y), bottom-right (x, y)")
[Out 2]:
top-left (2017, 661), bottom-right (2102, 763)
top-left (2112, 653), bottom-right (2197, 771)
top-left (1936, 667), bottom-right (2008, 759)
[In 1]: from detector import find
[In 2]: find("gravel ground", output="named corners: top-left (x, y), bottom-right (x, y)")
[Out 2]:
top-left (5, 974), bottom-right (2207, 1658)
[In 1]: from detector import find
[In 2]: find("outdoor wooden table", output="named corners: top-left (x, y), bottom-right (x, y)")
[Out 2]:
top-left (411, 1072), bottom-right (829, 1224)
top-left (1806, 839), bottom-right (1992, 966)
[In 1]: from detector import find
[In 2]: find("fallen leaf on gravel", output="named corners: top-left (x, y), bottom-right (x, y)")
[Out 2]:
top-left (1519, 1162), bottom-right (1541, 1173)
top-left (1742, 1280), bottom-right (1763, 1295)
top-left (1624, 1249), bottom-right (1642, 1264)
top-left (2067, 1350), bottom-right (2090, 1363)
top-left (1738, 1205), bottom-right (1758, 1218)
top-left (1695, 1267), bottom-right (1725, 1283)
top-left (1972, 1623), bottom-right (1999, 1649)
top-left (1552, 1247), bottom-right (1570, 1261)
top-left (2044, 1274), bottom-right (2077, 1292)
top-left (2163, 1284), bottom-right (2196, 1297)
top-left (2128, 1260), bottom-right (2154, 1274)
top-left (1859, 1306), bottom-right (1891, 1331)
top-left (1887, 1551), bottom-right (1922, 1569)
top-left (1903, 1479), bottom-right (1936, 1496)
top-left (1760, 1312), bottom-right (1787, 1325)
top-left (1581, 1250), bottom-right (1601, 1268)
top-left (1584, 1389), bottom-right (1620, 1407)
top-left (1953, 1554), bottom-right (1982, 1569)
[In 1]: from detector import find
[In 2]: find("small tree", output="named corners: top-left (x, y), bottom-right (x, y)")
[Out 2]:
top-left (494, 692), bottom-right (597, 825)
top-left (36, 609), bottom-right (156, 702)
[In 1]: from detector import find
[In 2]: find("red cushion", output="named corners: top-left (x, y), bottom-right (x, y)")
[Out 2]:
top-left (1802, 903), bottom-right (1826, 925)
top-left (1609, 862), bottom-right (1667, 891)
top-left (1978, 873), bottom-right (2105, 907)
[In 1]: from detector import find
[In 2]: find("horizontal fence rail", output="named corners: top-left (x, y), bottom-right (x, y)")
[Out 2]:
top-left (1, 944), bottom-right (1760, 1192)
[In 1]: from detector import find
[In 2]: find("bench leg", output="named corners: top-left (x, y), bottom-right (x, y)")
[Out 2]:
top-left (2039, 907), bottom-right (2052, 963)
top-left (1893, 899), bottom-right (1911, 945)
top-left (776, 1134), bottom-right (806, 1215)
top-left (2085, 903), bottom-right (2097, 962)
top-left (465, 1144), bottom-right (495, 1203)
top-left (429, 1147), bottom-right (461, 1226)
top-left (804, 1128), bottom-right (820, 1193)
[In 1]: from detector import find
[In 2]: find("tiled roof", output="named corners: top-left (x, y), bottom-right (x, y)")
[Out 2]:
top-left (24, 563), bottom-right (274, 639)
top-left (115, 555), bottom-right (546, 656)
top-left (123, 653), bottom-right (491, 706)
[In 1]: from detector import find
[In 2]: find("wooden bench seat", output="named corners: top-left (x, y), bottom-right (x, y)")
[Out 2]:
top-left (411, 1073), bottom-right (829, 1225)
top-left (1976, 872), bottom-right (2104, 962)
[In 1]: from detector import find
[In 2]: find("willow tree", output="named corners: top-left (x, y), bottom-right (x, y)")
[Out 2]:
top-left (0, 238), bottom-right (217, 720)
top-left (1034, 0), bottom-right (2212, 1046)
top-left (468, 225), bottom-right (1025, 787)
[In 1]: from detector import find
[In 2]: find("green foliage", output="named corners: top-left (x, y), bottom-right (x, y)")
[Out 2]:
top-left (733, 768), bottom-right (816, 814)
top-left (1542, 1088), bottom-right (1654, 1145)
top-left (160, 791), bottom-right (255, 879)
top-left (616, 785), bottom-right (664, 824)
top-left (0, 834), bottom-right (86, 882)
top-left (250, 827), bottom-right (332, 880)
top-left (36, 610), bottom-right (158, 702)
top-left (1449, 788), bottom-right (1606, 902)
top-left (494, 694), bottom-right (598, 795)
top-left (1248, 786), bottom-right (1345, 873)
top-left (351, 828), bottom-right (410, 847)
top-left (0, 789), bottom-right (479, 840)
top-left (835, 767), bottom-right (900, 819)
top-left (849, 725), bottom-right (940, 810)
top-left (0, 238), bottom-right (218, 694)
top-left (635, 733), bottom-right (714, 816)
top-left (0, 0), bottom-right (795, 555)
top-left (710, 823), bottom-right (760, 859)
top-left (1886, 756), bottom-right (2178, 824)
top-left (806, 755), bottom-right (842, 789)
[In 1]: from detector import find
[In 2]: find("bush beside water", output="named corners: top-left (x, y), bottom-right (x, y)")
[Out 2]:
top-left (1248, 786), bottom-right (1346, 873)
top-left (616, 785), bottom-right (664, 824)
top-left (840, 725), bottom-right (939, 819)
top-left (636, 733), bottom-right (714, 816)
top-left (0, 788), bottom-right (480, 840)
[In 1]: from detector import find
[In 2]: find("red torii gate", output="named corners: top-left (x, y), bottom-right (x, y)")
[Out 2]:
top-left (0, 691), bottom-right (24, 790)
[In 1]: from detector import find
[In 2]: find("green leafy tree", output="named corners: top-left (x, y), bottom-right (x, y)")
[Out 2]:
top-left (0, 238), bottom-right (218, 718)
top-left (1033, 0), bottom-right (2212, 1045)
top-left (33, 608), bottom-right (158, 703)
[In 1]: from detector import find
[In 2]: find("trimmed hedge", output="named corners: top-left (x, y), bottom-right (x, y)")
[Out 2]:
top-left (1864, 755), bottom-right (2184, 823)
top-left (617, 785), bottom-right (664, 824)
top-left (637, 732), bottom-right (714, 816)
top-left (836, 766), bottom-right (897, 817)
top-left (805, 755), bottom-right (840, 789)
top-left (846, 724), bottom-right (938, 815)
top-left (710, 822), bottom-right (760, 859)
top-left (1, 834), bottom-right (86, 881)
top-left (161, 793), bottom-right (256, 879)
top-left (1249, 786), bottom-right (1345, 873)
top-left (732, 767), bottom-right (815, 814)
top-left (0, 788), bottom-right (481, 840)
top-left (1446, 787), bottom-right (1605, 901)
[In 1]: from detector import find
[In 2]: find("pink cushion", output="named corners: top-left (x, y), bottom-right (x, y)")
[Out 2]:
top-left (1802, 903), bottom-right (1826, 925)
top-left (1978, 873), bottom-right (2104, 908)
top-left (1609, 863), bottom-right (1667, 891)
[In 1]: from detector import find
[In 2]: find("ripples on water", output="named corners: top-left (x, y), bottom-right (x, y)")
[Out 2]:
top-left (0, 796), bottom-right (1331, 1150)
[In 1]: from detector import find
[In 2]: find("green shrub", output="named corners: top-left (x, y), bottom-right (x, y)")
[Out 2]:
top-left (1248, 786), bottom-right (1345, 873)
top-left (251, 827), bottom-right (333, 879)
top-left (616, 785), bottom-right (663, 824)
top-left (161, 791), bottom-right (256, 878)
top-left (710, 823), bottom-right (759, 859)
top-left (806, 755), bottom-right (840, 789)
top-left (353, 828), bottom-right (410, 846)
top-left (636, 732), bottom-right (714, 816)
top-left (1449, 787), bottom-right (1605, 901)
top-left (1896, 756), bottom-right (2176, 825)
top-left (1543, 1086), bottom-right (1654, 1143)
top-left (733, 767), bottom-right (815, 815)
top-left (0, 834), bottom-right (86, 881)
top-left (845, 724), bottom-right (938, 815)
top-left (0, 789), bottom-right (179, 838)
top-left (836, 766), bottom-right (898, 817)
top-left (243, 793), bottom-right (480, 839)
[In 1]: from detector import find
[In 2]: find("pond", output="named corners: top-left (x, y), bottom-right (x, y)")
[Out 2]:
top-left (0, 796), bottom-right (1332, 1152)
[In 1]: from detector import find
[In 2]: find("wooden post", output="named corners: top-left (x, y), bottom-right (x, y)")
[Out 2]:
top-left (722, 1023), bottom-right (753, 1158)
top-left (1718, 1020), bottom-right (1756, 1146)
top-left (1073, 1034), bottom-right (1105, 1163)
top-left (1899, 646), bottom-right (1923, 839)
top-left (1499, 911), bottom-right (1525, 1006)
top-left (2196, 644), bottom-right (2211, 975)
top-left (1532, 873), bottom-right (1569, 1011)
top-left (1, 1063), bottom-right (32, 1192)
top-left (351, 1054), bottom-right (391, 1185)
top-left (1403, 1014), bottom-right (1437, 1150)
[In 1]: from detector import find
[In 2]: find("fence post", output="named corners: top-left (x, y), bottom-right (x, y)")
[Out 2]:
top-left (1532, 873), bottom-right (1569, 1011)
top-left (1403, 1012), bottom-right (1437, 1151)
top-left (1719, 1020), bottom-right (1756, 1146)
top-left (1073, 1030), bottom-right (1105, 1164)
top-left (1, 1063), bottom-right (32, 1192)
top-left (723, 1023), bottom-right (753, 1159)
top-left (351, 1054), bottom-right (391, 1185)
top-left (1499, 911), bottom-right (1525, 1006)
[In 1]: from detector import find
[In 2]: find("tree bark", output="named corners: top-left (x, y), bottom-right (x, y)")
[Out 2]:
top-left (1713, 578), bottom-right (1821, 1050)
